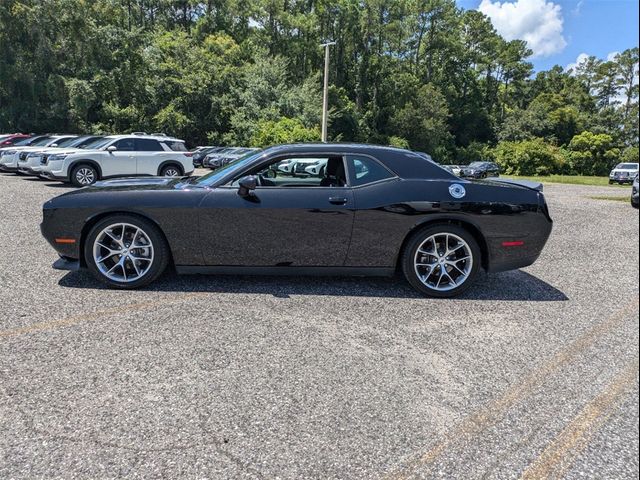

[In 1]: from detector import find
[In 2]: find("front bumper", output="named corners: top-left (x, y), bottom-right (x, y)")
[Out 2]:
top-left (53, 256), bottom-right (81, 271)
top-left (40, 171), bottom-right (68, 181)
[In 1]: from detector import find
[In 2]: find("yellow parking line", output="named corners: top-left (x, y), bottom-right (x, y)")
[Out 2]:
top-left (519, 359), bottom-right (639, 480)
top-left (0, 292), bottom-right (206, 339)
top-left (386, 298), bottom-right (639, 479)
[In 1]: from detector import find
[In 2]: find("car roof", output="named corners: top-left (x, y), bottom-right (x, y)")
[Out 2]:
top-left (258, 143), bottom-right (454, 180)
top-left (103, 134), bottom-right (184, 142)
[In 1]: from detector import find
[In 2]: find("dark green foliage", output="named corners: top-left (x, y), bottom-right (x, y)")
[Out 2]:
top-left (0, 0), bottom-right (637, 175)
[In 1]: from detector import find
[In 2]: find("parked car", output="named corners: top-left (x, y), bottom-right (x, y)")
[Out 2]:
top-left (460, 161), bottom-right (500, 179)
top-left (203, 147), bottom-right (236, 168)
top-left (17, 136), bottom-right (104, 176)
top-left (192, 146), bottom-right (223, 167)
top-left (212, 148), bottom-right (259, 169)
top-left (609, 162), bottom-right (639, 185)
top-left (0, 133), bottom-right (31, 146)
top-left (41, 143), bottom-right (552, 297)
top-left (632, 174), bottom-right (639, 209)
top-left (0, 135), bottom-right (76, 173)
top-left (0, 134), bottom-right (50, 149)
top-left (304, 159), bottom-right (329, 176)
top-left (278, 157), bottom-right (321, 176)
top-left (38, 133), bottom-right (193, 186)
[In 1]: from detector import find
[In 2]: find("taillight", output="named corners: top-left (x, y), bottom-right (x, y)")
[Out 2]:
top-left (183, 152), bottom-right (193, 157)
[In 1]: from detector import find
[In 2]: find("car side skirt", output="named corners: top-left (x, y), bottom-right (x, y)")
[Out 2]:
top-left (175, 265), bottom-right (395, 277)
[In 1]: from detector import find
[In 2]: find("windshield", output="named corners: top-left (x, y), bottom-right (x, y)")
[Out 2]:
top-left (31, 137), bottom-right (55, 146)
top-left (82, 137), bottom-right (113, 150)
top-left (469, 161), bottom-right (484, 167)
top-left (53, 137), bottom-right (80, 147)
top-left (12, 137), bottom-right (37, 146)
top-left (193, 150), bottom-right (264, 186)
top-left (616, 163), bottom-right (638, 169)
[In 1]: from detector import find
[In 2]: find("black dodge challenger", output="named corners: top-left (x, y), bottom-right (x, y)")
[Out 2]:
top-left (41, 143), bottom-right (553, 297)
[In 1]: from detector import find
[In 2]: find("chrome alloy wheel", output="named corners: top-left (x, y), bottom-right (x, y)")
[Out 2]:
top-left (75, 167), bottom-right (96, 185)
top-left (92, 223), bottom-right (154, 283)
top-left (162, 167), bottom-right (180, 176)
top-left (414, 233), bottom-right (473, 292)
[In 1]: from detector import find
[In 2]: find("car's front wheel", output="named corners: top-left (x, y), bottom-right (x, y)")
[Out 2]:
top-left (71, 164), bottom-right (98, 187)
top-left (402, 224), bottom-right (481, 298)
top-left (85, 215), bottom-right (169, 289)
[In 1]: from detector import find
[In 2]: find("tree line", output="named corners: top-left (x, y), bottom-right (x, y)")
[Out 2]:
top-left (0, 0), bottom-right (638, 175)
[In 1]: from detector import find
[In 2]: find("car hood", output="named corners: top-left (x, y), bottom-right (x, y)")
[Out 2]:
top-left (39, 147), bottom-right (85, 154)
top-left (91, 177), bottom-right (181, 189)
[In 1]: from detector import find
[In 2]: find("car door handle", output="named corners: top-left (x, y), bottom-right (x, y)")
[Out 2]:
top-left (328, 196), bottom-right (348, 205)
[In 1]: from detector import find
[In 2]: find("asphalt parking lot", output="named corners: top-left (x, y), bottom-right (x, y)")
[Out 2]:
top-left (0, 172), bottom-right (638, 479)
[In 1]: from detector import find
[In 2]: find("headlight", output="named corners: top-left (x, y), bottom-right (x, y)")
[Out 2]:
top-left (1, 150), bottom-right (17, 156)
top-left (48, 154), bottom-right (67, 162)
top-left (26, 152), bottom-right (42, 158)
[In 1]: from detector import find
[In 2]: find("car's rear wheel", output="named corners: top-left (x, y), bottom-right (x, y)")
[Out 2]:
top-left (71, 164), bottom-right (98, 187)
top-left (402, 224), bottom-right (481, 298)
top-left (160, 164), bottom-right (182, 177)
top-left (85, 215), bottom-right (169, 289)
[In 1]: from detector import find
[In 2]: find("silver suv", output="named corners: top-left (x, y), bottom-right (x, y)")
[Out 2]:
top-left (39, 134), bottom-right (194, 186)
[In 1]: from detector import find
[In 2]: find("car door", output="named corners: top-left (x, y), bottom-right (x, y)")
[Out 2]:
top-left (104, 138), bottom-right (136, 177)
top-left (198, 155), bottom-right (355, 267)
top-left (134, 138), bottom-right (165, 175)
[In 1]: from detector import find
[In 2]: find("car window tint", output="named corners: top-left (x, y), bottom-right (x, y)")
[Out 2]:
top-left (163, 140), bottom-right (187, 151)
top-left (135, 138), bottom-right (163, 151)
top-left (113, 138), bottom-right (135, 151)
top-left (231, 155), bottom-right (346, 188)
top-left (349, 155), bottom-right (394, 186)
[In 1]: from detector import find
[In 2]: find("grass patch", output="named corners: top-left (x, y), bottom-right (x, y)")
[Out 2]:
top-left (587, 195), bottom-right (629, 202)
top-left (503, 175), bottom-right (630, 187)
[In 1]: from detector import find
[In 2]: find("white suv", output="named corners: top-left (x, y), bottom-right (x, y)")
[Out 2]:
top-left (0, 135), bottom-right (77, 173)
top-left (39, 134), bottom-right (194, 186)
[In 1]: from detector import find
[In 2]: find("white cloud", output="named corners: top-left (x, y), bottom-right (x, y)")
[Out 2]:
top-left (566, 52), bottom-right (590, 72)
top-left (606, 51), bottom-right (620, 62)
top-left (572, 0), bottom-right (584, 15)
top-left (478, 0), bottom-right (567, 57)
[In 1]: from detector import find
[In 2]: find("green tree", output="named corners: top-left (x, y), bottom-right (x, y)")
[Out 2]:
top-left (568, 131), bottom-right (620, 176)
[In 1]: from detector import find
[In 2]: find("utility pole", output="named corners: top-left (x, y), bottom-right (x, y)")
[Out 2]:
top-left (320, 41), bottom-right (336, 142)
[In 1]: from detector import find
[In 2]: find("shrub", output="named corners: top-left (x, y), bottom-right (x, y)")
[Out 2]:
top-left (492, 138), bottom-right (566, 176)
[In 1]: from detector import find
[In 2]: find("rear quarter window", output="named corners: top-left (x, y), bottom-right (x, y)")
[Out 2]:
top-left (163, 140), bottom-right (187, 152)
top-left (348, 155), bottom-right (395, 186)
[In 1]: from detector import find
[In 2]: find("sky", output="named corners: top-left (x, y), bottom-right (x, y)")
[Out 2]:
top-left (455, 0), bottom-right (639, 72)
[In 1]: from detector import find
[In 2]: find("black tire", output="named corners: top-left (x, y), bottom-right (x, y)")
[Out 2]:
top-left (71, 164), bottom-right (99, 187)
top-left (160, 164), bottom-right (182, 177)
top-left (401, 224), bottom-right (482, 298)
top-left (84, 214), bottom-right (170, 289)
top-left (609, 180), bottom-right (614, 185)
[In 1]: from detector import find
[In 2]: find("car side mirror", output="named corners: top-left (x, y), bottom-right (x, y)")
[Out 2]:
top-left (237, 175), bottom-right (258, 197)
top-left (106, 146), bottom-right (117, 153)
top-left (50, 143), bottom-right (58, 147)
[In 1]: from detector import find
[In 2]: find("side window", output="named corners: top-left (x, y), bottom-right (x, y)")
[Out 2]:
top-left (113, 138), bottom-right (135, 151)
top-left (348, 155), bottom-right (394, 186)
top-left (135, 139), bottom-right (164, 152)
top-left (232, 155), bottom-right (346, 188)
top-left (162, 140), bottom-right (187, 152)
